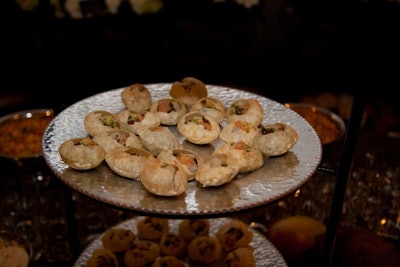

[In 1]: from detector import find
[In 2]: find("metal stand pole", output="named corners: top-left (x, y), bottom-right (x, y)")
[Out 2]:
top-left (64, 185), bottom-right (80, 262)
top-left (318, 93), bottom-right (365, 266)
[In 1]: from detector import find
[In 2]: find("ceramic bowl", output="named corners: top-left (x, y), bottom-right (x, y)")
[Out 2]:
top-left (284, 102), bottom-right (346, 145)
top-left (0, 109), bottom-right (54, 160)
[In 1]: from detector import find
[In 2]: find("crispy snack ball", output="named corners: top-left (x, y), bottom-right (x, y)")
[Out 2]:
top-left (178, 219), bottom-right (210, 243)
top-left (101, 228), bottom-right (136, 253)
top-left (58, 137), bottom-right (105, 170)
top-left (187, 236), bottom-right (221, 264)
top-left (86, 248), bottom-right (118, 267)
top-left (170, 77), bottom-right (208, 107)
top-left (136, 217), bottom-right (169, 242)
top-left (121, 83), bottom-right (152, 113)
top-left (216, 219), bottom-right (253, 252)
top-left (253, 122), bottom-right (299, 156)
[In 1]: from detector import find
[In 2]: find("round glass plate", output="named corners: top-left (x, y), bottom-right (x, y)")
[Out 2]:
top-left (72, 216), bottom-right (288, 267)
top-left (42, 83), bottom-right (322, 216)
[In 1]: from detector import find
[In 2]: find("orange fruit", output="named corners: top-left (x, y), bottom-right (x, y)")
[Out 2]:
top-left (267, 215), bottom-right (326, 261)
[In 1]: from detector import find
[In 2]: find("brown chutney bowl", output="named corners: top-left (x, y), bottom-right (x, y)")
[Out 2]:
top-left (284, 102), bottom-right (346, 164)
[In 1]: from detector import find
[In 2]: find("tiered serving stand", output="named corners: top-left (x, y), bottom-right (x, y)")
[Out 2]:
top-left (42, 83), bottom-right (330, 266)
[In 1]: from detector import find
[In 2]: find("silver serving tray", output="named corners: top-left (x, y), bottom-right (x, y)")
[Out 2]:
top-left (42, 83), bottom-right (322, 216)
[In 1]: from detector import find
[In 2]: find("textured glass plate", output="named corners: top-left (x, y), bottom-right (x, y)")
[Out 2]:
top-left (72, 216), bottom-right (288, 267)
top-left (42, 83), bottom-right (322, 216)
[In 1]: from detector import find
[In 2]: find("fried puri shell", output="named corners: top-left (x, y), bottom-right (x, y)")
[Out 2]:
top-left (169, 77), bottom-right (208, 107)
top-left (86, 248), bottom-right (119, 267)
top-left (213, 141), bottom-right (265, 173)
top-left (195, 153), bottom-right (239, 187)
top-left (136, 126), bottom-right (181, 156)
top-left (177, 111), bottom-right (220, 145)
top-left (123, 249), bottom-right (149, 267)
top-left (219, 120), bottom-right (258, 146)
top-left (101, 228), bottom-right (136, 253)
top-left (58, 137), bottom-right (105, 170)
top-left (159, 232), bottom-right (186, 257)
top-left (140, 160), bottom-right (188, 196)
top-left (105, 146), bottom-right (155, 180)
top-left (128, 240), bottom-right (160, 263)
top-left (226, 98), bottom-right (264, 126)
top-left (190, 97), bottom-right (225, 124)
top-left (121, 83), bottom-right (152, 113)
top-left (115, 109), bottom-right (160, 134)
top-left (215, 219), bottom-right (253, 252)
top-left (178, 219), bottom-right (210, 243)
top-left (84, 110), bottom-right (120, 137)
top-left (157, 148), bottom-right (203, 181)
top-left (151, 256), bottom-right (188, 267)
top-left (136, 217), bottom-right (169, 242)
top-left (223, 247), bottom-right (256, 267)
top-left (253, 122), bottom-right (299, 156)
top-left (93, 129), bottom-right (142, 153)
top-left (150, 98), bottom-right (186, 126)
top-left (187, 236), bottom-right (222, 264)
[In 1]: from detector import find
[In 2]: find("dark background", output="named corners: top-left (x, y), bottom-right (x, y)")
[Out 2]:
top-left (1, 0), bottom-right (400, 115)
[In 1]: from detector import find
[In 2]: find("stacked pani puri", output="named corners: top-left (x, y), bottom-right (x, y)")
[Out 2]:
top-left (58, 76), bottom-right (299, 197)
top-left (85, 217), bottom-right (257, 267)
